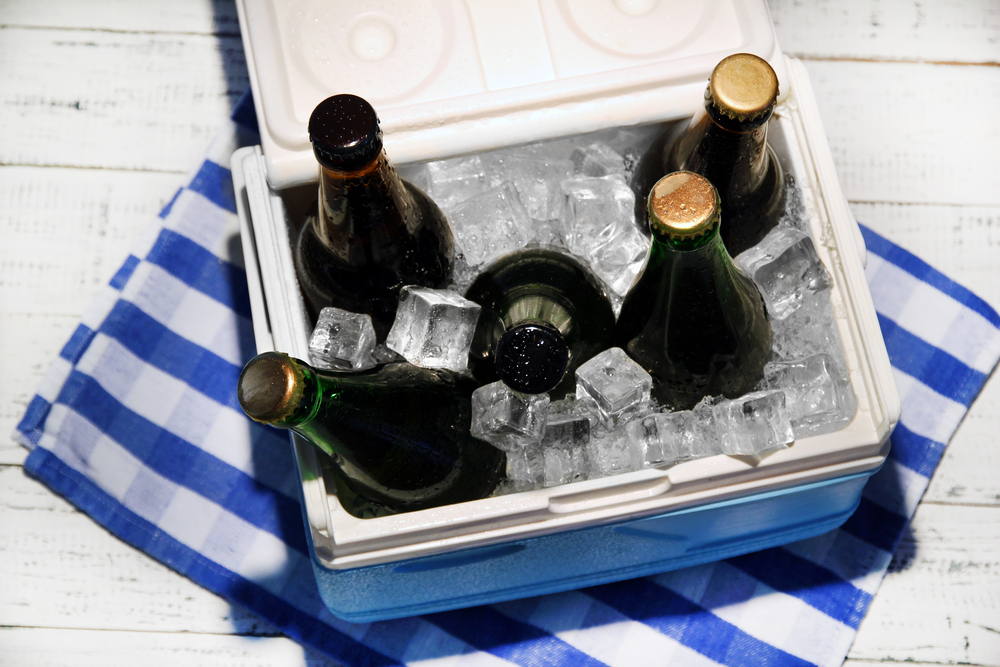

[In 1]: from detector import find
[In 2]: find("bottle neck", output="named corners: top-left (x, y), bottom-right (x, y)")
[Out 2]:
top-left (670, 104), bottom-right (771, 199)
top-left (271, 362), bottom-right (322, 426)
top-left (501, 294), bottom-right (572, 334)
top-left (648, 221), bottom-right (734, 276)
top-left (311, 151), bottom-right (414, 251)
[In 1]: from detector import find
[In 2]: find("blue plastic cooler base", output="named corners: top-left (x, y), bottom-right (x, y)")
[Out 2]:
top-left (309, 469), bottom-right (877, 622)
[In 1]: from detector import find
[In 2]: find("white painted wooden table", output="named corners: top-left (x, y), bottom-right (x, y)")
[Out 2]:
top-left (2, 1), bottom-right (998, 665)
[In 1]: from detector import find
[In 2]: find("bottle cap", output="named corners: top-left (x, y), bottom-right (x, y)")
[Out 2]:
top-left (238, 352), bottom-right (305, 424)
top-left (495, 321), bottom-right (569, 395)
top-left (308, 94), bottom-right (384, 172)
top-left (708, 53), bottom-right (778, 123)
top-left (648, 171), bottom-right (720, 240)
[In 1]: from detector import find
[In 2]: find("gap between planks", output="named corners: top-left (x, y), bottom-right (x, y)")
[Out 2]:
top-left (792, 54), bottom-right (1000, 68)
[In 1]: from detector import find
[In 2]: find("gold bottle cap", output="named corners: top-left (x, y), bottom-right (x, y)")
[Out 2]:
top-left (708, 53), bottom-right (778, 122)
top-left (648, 172), bottom-right (720, 239)
top-left (237, 352), bottom-right (304, 424)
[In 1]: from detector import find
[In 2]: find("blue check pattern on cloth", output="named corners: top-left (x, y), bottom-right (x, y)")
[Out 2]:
top-left (17, 95), bottom-right (1000, 667)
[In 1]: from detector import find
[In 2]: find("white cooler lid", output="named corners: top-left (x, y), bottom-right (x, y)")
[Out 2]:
top-left (235, 0), bottom-right (787, 189)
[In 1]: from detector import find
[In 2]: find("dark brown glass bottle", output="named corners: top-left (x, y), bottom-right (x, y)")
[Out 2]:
top-left (237, 352), bottom-right (506, 515)
top-left (295, 94), bottom-right (454, 339)
top-left (464, 248), bottom-right (616, 399)
top-left (634, 53), bottom-right (785, 257)
top-left (615, 172), bottom-right (772, 410)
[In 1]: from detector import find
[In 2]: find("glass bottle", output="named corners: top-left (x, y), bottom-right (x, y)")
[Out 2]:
top-left (634, 53), bottom-right (785, 257)
top-left (295, 94), bottom-right (454, 339)
top-left (615, 172), bottom-right (772, 410)
top-left (464, 247), bottom-right (616, 399)
top-left (237, 351), bottom-right (506, 515)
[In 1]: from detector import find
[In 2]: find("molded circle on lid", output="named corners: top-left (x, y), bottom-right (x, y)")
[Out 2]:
top-left (614, 0), bottom-right (658, 17)
top-left (291, 0), bottom-right (454, 105)
top-left (349, 17), bottom-right (397, 61)
top-left (648, 172), bottom-right (719, 240)
top-left (238, 352), bottom-right (303, 424)
top-left (495, 322), bottom-right (569, 395)
top-left (709, 53), bottom-right (778, 121)
top-left (559, 0), bottom-right (712, 57)
top-left (308, 94), bottom-right (383, 171)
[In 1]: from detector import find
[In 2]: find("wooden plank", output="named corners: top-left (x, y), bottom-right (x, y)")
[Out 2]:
top-left (846, 503), bottom-right (1000, 666)
top-left (4, 462), bottom-right (998, 666)
top-left (0, 467), bottom-right (267, 635)
top-left (799, 60), bottom-right (1000, 207)
top-left (0, 0), bottom-right (239, 35)
top-left (923, 378), bottom-right (1000, 508)
top-left (769, 0), bottom-right (1000, 64)
top-left (0, 166), bottom-right (184, 464)
top-left (0, 314), bottom-right (76, 466)
top-left (847, 661), bottom-right (993, 667)
top-left (1, 166), bottom-right (182, 317)
top-left (0, 27), bottom-right (247, 173)
top-left (0, 628), bottom-right (339, 667)
top-left (850, 202), bottom-right (1000, 310)
top-left (1, 3), bottom-right (997, 667)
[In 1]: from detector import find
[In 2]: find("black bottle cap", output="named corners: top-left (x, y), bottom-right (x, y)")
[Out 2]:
top-left (237, 352), bottom-right (304, 424)
top-left (495, 322), bottom-right (569, 395)
top-left (308, 94), bottom-right (383, 172)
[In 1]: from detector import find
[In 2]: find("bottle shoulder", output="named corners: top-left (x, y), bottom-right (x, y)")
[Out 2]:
top-left (464, 248), bottom-right (613, 316)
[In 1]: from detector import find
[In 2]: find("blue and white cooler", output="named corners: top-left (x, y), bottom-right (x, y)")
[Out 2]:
top-left (230, 0), bottom-right (901, 622)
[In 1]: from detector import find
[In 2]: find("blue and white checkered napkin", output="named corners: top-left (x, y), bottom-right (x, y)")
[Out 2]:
top-left (17, 98), bottom-right (1000, 667)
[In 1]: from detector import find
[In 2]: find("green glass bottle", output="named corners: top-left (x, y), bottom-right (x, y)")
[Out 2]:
top-left (615, 172), bottom-right (772, 410)
top-left (237, 352), bottom-right (506, 515)
top-left (634, 53), bottom-right (785, 257)
top-left (295, 94), bottom-right (454, 339)
top-left (464, 248), bottom-right (616, 399)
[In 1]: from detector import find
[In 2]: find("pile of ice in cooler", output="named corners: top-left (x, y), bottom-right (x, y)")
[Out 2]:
top-left (308, 119), bottom-right (857, 496)
top-left (398, 125), bottom-right (655, 301)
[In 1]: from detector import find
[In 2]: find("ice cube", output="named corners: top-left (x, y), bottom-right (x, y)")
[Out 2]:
top-left (571, 143), bottom-right (626, 178)
top-left (561, 175), bottom-right (649, 295)
top-left (542, 411), bottom-right (592, 450)
top-left (765, 353), bottom-right (856, 438)
top-left (396, 162), bottom-right (433, 196)
top-left (736, 227), bottom-right (832, 320)
top-left (627, 413), bottom-right (680, 467)
top-left (470, 381), bottom-right (550, 452)
top-left (587, 424), bottom-right (644, 477)
top-left (628, 402), bottom-right (723, 466)
top-left (587, 226), bottom-right (650, 296)
top-left (543, 444), bottom-right (589, 487)
top-left (308, 307), bottom-right (377, 371)
top-left (770, 295), bottom-right (843, 363)
top-left (371, 343), bottom-right (403, 366)
top-left (448, 182), bottom-right (532, 267)
top-left (683, 397), bottom-right (724, 460)
top-left (712, 390), bottom-right (794, 457)
top-left (539, 405), bottom-right (593, 486)
top-left (575, 347), bottom-right (653, 429)
top-left (447, 252), bottom-right (479, 295)
top-left (423, 155), bottom-right (489, 212)
top-left (775, 173), bottom-right (809, 232)
top-left (385, 286), bottom-right (481, 372)
top-left (505, 443), bottom-right (545, 490)
top-left (484, 153), bottom-right (573, 221)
